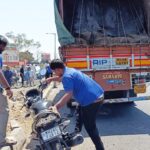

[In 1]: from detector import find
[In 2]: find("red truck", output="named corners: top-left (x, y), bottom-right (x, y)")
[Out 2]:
top-left (54, 0), bottom-right (150, 103)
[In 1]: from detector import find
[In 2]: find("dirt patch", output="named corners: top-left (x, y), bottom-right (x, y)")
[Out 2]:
top-left (7, 87), bottom-right (34, 137)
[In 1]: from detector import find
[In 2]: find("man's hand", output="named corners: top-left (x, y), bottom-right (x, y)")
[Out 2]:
top-left (49, 105), bottom-right (57, 112)
top-left (49, 106), bottom-right (60, 116)
top-left (41, 79), bottom-right (47, 85)
top-left (54, 92), bottom-right (73, 110)
top-left (6, 89), bottom-right (13, 99)
top-left (41, 78), bottom-right (51, 85)
top-left (42, 76), bottom-right (62, 85)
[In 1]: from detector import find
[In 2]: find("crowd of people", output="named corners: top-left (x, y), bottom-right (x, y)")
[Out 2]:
top-left (3, 63), bottom-right (53, 88)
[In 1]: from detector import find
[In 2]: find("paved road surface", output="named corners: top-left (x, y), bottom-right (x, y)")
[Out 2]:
top-left (24, 84), bottom-right (150, 150)
top-left (49, 84), bottom-right (150, 150)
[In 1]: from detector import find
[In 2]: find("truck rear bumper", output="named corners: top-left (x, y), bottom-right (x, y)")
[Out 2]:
top-left (104, 96), bottom-right (150, 104)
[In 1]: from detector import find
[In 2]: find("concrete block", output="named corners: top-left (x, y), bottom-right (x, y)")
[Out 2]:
top-left (10, 128), bottom-right (26, 150)
top-left (0, 146), bottom-right (11, 150)
top-left (5, 136), bottom-right (17, 145)
top-left (10, 120), bottom-right (20, 130)
top-left (43, 83), bottom-right (54, 99)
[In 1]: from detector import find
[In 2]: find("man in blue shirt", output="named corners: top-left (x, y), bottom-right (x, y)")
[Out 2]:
top-left (0, 35), bottom-right (13, 147)
top-left (45, 59), bottom-right (105, 150)
top-left (45, 63), bottom-right (53, 79)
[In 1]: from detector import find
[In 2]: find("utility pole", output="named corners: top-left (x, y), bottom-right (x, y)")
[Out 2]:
top-left (46, 32), bottom-right (57, 88)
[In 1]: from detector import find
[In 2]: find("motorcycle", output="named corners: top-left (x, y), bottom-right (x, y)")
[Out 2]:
top-left (20, 83), bottom-right (84, 150)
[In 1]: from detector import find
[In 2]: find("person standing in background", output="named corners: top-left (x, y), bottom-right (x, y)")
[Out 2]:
top-left (25, 67), bottom-right (31, 86)
top-left (31, 64), bottom-right (37, 81)
top-left (45, 63), bottom-right (53, 79)
top-left (29, 67), bottom-right (35, 86)
top-left (4, 66), bottom-right (13, 87)
top-left (20, 65), bottom-right (24, 87)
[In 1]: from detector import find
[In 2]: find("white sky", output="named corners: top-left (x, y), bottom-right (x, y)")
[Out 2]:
top-left (0, 0), bottom-right (59, 59)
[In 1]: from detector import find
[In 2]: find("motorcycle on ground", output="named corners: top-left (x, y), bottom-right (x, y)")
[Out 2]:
top-left (20, 82), bottom-right (83, 150)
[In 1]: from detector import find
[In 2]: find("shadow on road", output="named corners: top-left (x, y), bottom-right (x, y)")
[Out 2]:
top-left (52, 90), bottom-right (150, 137)
top-left (51, 90), bottom-right (66, 104)
top-left (51, 90), bottom-right (150, 137)
top-left (25, 90), bottom-right (150, 149)
top-left (96, 103), bottom-right (150, 137)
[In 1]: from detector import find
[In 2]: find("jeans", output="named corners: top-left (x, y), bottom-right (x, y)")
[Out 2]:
top-left (75, 102), bottom-right (105, 150)
top-left (0, 93), bottom-right (8, 146)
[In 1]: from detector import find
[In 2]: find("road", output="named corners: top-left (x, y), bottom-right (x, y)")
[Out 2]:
top-left (78, 102), bottom-right (150, 150)
top-left (22, 83), bottom-right (150, 150)
top-left (49, 84), bottom-right (150, 150)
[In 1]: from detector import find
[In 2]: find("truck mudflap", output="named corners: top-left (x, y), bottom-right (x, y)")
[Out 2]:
top-left (104, 96), bottom-right (150, 104)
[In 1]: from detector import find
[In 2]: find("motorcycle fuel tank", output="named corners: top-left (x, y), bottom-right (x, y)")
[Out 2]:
top-left (31, 101), bottom-right (49, 115)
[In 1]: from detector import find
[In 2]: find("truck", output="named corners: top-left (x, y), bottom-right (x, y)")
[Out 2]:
top-left (54, 0), bottom-right (150, 103)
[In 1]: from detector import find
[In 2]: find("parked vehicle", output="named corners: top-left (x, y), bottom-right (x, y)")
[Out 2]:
top-left (21, 83), bottom-right (83, 150)
top-left (54, 0), bottom-right (150, 104)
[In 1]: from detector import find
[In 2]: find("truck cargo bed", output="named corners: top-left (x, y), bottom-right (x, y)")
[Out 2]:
top-left (55, 0), bottom-right (150, 46)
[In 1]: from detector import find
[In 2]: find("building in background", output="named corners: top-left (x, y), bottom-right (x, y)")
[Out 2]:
top-left (2, 42), bottom-right (20, 67)
top-left (2, 38), bottom-right (26, 67)
top-left (41, 53), bottom-right (51, 63)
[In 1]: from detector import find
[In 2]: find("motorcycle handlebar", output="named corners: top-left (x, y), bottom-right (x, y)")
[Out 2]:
top-left (20, 104), bottom-right (26, 110)
top-left (38, 82), bottom-right (48, 91)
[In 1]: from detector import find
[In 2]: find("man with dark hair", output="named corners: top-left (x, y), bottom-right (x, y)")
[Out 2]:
top-left (0, 35), bottom-right (13, 147)
top-left (44, 59), bottom-right (105, 150)
top-left (45, 63), bottom-right (53, 79)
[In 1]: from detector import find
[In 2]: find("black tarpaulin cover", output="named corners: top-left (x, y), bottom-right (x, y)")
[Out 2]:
top-left (55, 0), bottom-right (150, 46)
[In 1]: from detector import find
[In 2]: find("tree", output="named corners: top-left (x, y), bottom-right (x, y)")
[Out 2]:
top-left (5, 31), bottom-right (41, 51)
top-left (5, 31), bottom-right (41, 62)
top-left (19, 51), bottom-right (34, 62)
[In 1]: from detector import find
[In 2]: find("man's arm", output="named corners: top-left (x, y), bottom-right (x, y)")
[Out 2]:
top-left (0, 69), bottom-right (13, 98)
top-left (54, 91), bottom-right (73, 110)
top-left (46, 76), bottom-right (62, 84)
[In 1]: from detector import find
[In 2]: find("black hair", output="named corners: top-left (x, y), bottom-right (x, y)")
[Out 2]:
top-left (50, 59), bottom-right (65, 70)
top-left (0, 35), bottom-right (8, 46)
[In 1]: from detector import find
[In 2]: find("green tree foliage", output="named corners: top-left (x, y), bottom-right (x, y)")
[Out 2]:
top-left (5, 31), bottom-right (41, 62)
top-left (19, 51), bottom-right (34, 62)
top-left (5, 31), bottom-right (41, 51)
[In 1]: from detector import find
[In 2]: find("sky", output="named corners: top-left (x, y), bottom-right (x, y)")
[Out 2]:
top-left (0, 0), bottom-right (59, 59)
